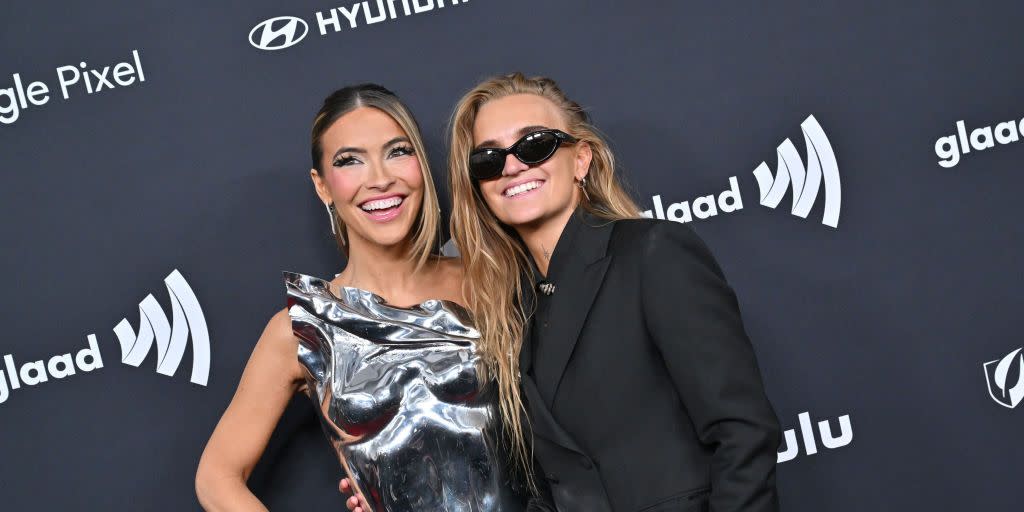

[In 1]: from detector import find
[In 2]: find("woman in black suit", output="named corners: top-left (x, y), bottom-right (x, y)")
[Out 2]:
top-left (443, 73), bottom-right (782, 512)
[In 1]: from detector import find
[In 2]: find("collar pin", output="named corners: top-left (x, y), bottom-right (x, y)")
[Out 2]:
top-left (538, 282), bottom-right (556, 296)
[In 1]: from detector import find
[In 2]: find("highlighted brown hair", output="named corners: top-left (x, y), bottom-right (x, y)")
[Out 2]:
top-left (447, 73), bottom-right (640, 483)
top-left (311, 84), bottom-right (440, 269)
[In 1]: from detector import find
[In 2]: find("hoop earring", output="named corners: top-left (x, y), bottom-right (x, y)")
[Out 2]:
top-left (326, 202), bottom-right (345, 245)
top-left (576, 175), bottom-right (591, 202)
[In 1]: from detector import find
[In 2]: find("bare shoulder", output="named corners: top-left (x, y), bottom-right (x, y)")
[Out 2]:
top-left (249, 307), bottom-right (304, 385)
top-left (425, 256), bottom-right (466, 305)
top-left (265, 307), bottom-right (298, 344)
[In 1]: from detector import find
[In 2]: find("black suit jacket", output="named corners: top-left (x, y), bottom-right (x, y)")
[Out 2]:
top-left (519, 210), bottom-right (781, 512)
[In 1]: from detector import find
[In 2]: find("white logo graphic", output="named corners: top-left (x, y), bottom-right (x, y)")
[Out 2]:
top-left (935, 117), bottom-right (1024, 168)
top-left (0, 269), bottom-right (208, 405)
top-left (249, 16), bottom-right (309, 50)
top-left (1, 49), bottom-right (146, 126)
top-left (642, 176), bottom-right (743, 223)
top-left (114, 269), bottom-right (210, 386)
top-left (984, 347), bottom-right (1024, 409)
top-left (777, 411), bottom-right (853, 463)
top-left (752, 115), bottom-right (842, 228)
top-left (315, 0), bottom-right (472, 36)
top-left (0, 335), bottom-right (104, 406)
top-left (249, 2), bottom-right (473, 52)
top-left (641, 114), bottom-right (841, 229)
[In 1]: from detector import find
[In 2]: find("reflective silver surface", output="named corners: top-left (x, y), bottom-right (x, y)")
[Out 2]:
top-left (284, 271), bottom-right (527, 512)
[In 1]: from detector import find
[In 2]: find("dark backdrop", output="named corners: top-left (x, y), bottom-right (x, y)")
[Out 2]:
top-left (1, 1), bottom-right (1022, 510)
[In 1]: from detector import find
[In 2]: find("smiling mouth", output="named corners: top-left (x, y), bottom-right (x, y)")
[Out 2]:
top-left (358, 195), bottom-right (405, 222)
top-left (359, 196), bottom-right (404, 211)
top-left (503, 180), bottom-right (544, 198)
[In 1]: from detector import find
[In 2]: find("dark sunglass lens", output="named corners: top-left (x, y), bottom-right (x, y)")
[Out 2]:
top-left (516, 131), bottom-right (560, 163)
top-left (469, 150), bottom-right (504, 180)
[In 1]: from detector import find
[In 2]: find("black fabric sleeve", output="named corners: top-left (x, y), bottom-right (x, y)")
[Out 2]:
top-left (639, 221), bottom-right (782, 512)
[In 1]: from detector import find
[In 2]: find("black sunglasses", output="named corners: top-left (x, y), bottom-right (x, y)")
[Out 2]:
top-left (468, 129), bottom-right (579, 181)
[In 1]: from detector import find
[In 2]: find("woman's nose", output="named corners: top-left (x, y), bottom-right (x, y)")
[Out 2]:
top-left (366, 161), bottom-right (396, 189)
top-left (502, 152), bottom-right (529, 176)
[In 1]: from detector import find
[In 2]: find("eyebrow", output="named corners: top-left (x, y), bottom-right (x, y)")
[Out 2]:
top-left (383, 136), bottom-right (411, 148)
top-left (474, 125), bottom-right (551, 150)
top-left (331, 136), bottom-right (412, 161)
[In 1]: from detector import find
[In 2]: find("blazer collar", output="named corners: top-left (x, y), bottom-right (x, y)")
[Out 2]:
top-left (529, 206), bottom-right (616, 408)
top-left (518, 207), bottom-right (614, 372)
top-left (546, 207), bottom-right (614, 278)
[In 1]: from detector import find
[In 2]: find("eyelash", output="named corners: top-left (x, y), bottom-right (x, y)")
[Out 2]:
top-left (390, 145), bottom-right (414, 157)
top-left (332, 146), bottom-right (414, 167)
top-left (333, 156), bottom-right (358, 167)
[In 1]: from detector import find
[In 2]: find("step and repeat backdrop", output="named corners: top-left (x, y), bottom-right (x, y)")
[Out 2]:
top-left (1, 1), bottom-right (1021, 510)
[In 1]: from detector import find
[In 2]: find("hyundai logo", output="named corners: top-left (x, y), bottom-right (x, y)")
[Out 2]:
top-left (249, 16), bottom-right (309, 51)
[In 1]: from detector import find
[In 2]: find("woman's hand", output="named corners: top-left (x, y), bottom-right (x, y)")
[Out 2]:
top-left (339, 478), bottom-right (369, 512)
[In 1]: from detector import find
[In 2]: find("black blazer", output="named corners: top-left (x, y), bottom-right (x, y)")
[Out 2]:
top-left (519, 210), bottom-right (781, 512)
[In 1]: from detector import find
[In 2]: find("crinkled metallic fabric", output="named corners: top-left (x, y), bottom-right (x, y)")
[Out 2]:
top-left (284, 271), bottom-right (527, 511)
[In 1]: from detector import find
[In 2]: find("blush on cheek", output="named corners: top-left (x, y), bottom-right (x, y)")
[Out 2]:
top-left (400, 159), bottom-right (424, 190)
top-left (325, 169), bottom-right (358, 195)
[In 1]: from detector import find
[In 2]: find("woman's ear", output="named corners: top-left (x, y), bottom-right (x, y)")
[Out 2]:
top-left (310, 168), bottom-right (332, 205)
top-left (574, 141), bottom-right (593, 180)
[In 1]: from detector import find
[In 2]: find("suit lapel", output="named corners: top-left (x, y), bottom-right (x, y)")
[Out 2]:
top-left (534, 255), bottom-right (612, 408)
top-left (521, 372), bottom-right (586, 455)
top-left (533, 211), bottom-right (616, 409)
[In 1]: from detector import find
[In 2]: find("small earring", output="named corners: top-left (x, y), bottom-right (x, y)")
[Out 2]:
top-left (576, 175), bottom-right (591, 202)
top-left (326, 202), bottom-right (345, 245)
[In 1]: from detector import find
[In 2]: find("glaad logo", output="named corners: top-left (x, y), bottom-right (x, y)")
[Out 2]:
top-left (249, 1), bottom-right (473, 52)
top-left (777, 411), bottom-right (853, 463)
top-left (248, 16), bottom-right (309, 51)
top-left (0, 269), bottom-right (208, 406)
top-left (983, 347), bottom-right (1024, 409)
top-left (935, 116), bottom-right (1024, 168)
top-left (0, 336), bottom-right (103, 405)
top-left (114, 269), bottom-right (210, 386)
top-left (642, 177), bottom-right (743, 224)
top-left (753, 115), bottom-right (842, 228)
top-left (642, 115), bottom-right (842, 229)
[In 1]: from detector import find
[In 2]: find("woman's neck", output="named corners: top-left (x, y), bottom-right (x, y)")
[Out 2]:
top-left (337, 236), bottom-right (423, 301)
top-left (517, 205), bottom-right (577, 277)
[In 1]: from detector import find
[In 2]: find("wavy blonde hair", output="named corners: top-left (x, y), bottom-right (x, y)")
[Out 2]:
top-left (311, 84), bottom-right (440, 270)
top-left (448, 73), bottom-right (640, 480)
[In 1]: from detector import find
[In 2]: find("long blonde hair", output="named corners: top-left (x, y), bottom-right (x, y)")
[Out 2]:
top-left (311, 84), bottom-right (441, 270)
top-left (448, 73), bottom-right (640, 479)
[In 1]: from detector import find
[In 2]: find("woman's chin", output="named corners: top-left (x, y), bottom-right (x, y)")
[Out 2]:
top-left (371, 234), bottom-right (412, 249)
top-left (351, 225), bottom-right (415, 249)
top-left (498, 203), bottom-right (573, 230)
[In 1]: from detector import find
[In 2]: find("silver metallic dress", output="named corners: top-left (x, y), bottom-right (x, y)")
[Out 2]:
top-left (284, 272), bottom-right (528, 512)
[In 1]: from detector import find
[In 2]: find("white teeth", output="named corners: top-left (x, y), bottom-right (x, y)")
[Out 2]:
top-left (504, 181), bottom-right (542, 197)
top-left (360, 196), bottom-right (403, 211)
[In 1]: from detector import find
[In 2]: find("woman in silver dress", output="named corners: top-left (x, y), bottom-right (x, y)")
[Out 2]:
top-left (196, 84), bottom-right (535, 511)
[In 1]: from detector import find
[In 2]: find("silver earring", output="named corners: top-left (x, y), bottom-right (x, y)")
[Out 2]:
top-left (325, 202), bottom-right (337, 235)
top-left (576, 176), bottom-right (591, 202)
top-left (326, 202), bottom-right (344, 245)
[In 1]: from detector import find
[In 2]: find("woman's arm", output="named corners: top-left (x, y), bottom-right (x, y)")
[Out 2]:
top-left (639, 222), bottom-right (782, 512)
top-left (195, 308), bottom-right (306, 511)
